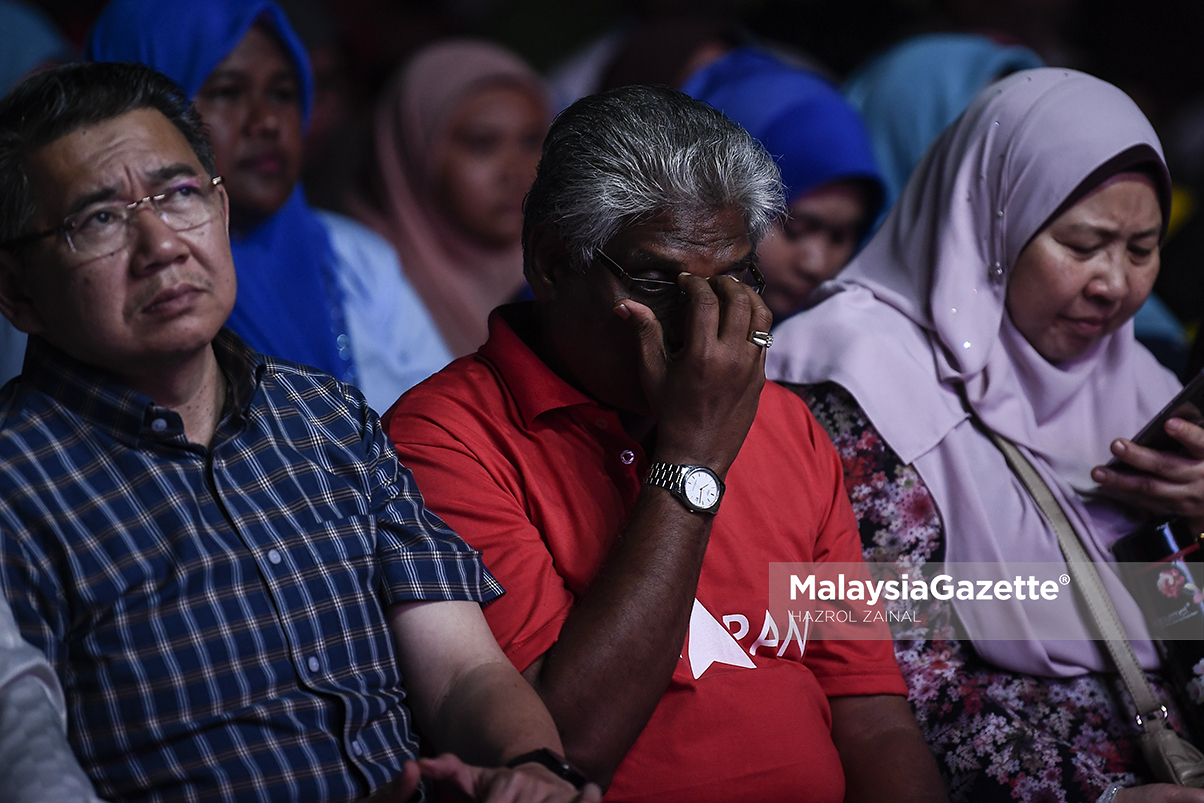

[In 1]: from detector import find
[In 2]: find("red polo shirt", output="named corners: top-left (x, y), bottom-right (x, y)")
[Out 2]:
top-left (384, 309), bottom-right (906, 803)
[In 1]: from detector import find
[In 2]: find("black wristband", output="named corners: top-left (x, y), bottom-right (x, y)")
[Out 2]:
top-left (505, 748), bottom-right (588, 790)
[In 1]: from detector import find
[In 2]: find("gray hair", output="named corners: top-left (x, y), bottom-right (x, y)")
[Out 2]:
top-left (523, 84), bottom-right (784, 272)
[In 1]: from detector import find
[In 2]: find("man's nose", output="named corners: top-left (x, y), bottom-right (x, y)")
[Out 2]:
top-left (653, 292), bottom-right (690, 351)
top-left (128, 205), bottom-right (189, 273)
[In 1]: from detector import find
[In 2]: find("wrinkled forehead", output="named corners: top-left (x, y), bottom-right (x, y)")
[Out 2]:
top-left (610, 205), bottom-right (754, 259)
top-left (25, 108), bottom-right (205, 221)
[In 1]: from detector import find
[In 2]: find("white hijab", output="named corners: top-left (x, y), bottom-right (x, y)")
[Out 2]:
top-left (769, 69), bottom-right (1182, 676)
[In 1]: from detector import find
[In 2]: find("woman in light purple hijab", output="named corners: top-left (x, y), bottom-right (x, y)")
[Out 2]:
top-left (768, 68), bottom-right (1199, 801)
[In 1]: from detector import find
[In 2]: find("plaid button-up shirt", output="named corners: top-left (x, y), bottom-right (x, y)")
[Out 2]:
top-left (0, 330), bottom-right (501, 803)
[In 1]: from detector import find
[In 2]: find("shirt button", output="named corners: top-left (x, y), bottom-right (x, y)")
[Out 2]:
top-left (620, 450), bottom-right (635, 465)
top-left (594, 417), bottom-right (608, 430)
top-left (150, 418), bottom-right (168, 433)
top-left (352, 740), bottom-right (364, 757)
top-left (307, 656), bottom-right (320, 673)
top-left (267, 549), bottom-right (282, 565)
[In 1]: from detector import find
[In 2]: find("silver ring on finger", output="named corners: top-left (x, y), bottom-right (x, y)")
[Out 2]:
top-left (749, 330), bottom-right (773, 349)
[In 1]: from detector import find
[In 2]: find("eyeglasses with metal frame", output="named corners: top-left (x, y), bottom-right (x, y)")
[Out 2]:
top-left (0, 176), bottom-right (225, 261)
top-left (594, 247), bottom-right (766, 300)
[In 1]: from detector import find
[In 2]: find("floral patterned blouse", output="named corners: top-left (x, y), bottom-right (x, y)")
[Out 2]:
top-left (790, 381), bottom-right (1186, 803)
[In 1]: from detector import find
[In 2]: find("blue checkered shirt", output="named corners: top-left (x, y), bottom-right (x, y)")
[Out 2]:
top-left (0, 330), bottom-right (502, 803)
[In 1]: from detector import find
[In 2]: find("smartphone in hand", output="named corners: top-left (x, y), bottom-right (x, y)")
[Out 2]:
top-left (1107, 369), bottom-right (1204, 468)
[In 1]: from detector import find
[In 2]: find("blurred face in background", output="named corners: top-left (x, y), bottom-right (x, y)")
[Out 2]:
top-left (434, 83), bottom-right (546, 249)
top-left (194, 24), bottom-right (304, 233)
top-left (754, 180), bottom-right (871, 320)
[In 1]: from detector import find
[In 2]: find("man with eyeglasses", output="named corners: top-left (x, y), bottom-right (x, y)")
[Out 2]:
top-left (385, 85), bottom-right (947, 802)
top-left (0, 62), bottom-right (602, 803)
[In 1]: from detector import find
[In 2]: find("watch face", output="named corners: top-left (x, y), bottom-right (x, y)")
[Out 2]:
top-left (683, 467), bottom-right (720, 510)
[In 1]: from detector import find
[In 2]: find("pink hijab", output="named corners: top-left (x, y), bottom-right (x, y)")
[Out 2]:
top-left (349, 39), bottom-right (547, 357)
top-left (768, 69), bottom-right (1181, 676)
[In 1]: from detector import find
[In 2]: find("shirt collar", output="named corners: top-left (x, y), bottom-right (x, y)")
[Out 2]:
top-left (479, 304), bottom-right (600, 429)
top-left (19, 328), bottom-right (265, 447)
top-left (211, 328), bottom-right (266, 420)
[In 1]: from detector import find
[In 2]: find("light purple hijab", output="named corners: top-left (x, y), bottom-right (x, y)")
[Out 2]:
top-left (768, 68), bottom-right (1181, 676)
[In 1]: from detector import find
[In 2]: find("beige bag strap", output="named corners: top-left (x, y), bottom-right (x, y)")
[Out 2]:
top-left (986, 431), bottom-right (1164, 719)
top-left (988, 431), bottom-right (1204, 787)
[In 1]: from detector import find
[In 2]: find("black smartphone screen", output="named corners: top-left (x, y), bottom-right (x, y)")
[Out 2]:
top-left (1107, 369), bottom-right (1204, 467)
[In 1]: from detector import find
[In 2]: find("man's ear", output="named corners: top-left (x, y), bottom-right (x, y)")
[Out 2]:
top-left (525, 224), bottom-right (570, 303)
top-left (0, 251), bottom-right (46, 335)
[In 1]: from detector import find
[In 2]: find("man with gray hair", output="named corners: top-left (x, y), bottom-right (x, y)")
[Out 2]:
top-left (386, 85), bottom-right (947, 802)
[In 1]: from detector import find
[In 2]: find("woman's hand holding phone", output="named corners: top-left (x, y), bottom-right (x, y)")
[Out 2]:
top-left (1093, 415), bottom-right (1204, 530)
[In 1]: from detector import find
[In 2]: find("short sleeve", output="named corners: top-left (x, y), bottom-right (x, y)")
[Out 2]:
top-left (358, 397), bottom-right (503, 607)
top-left (385, 403), bottom-right (575, 673)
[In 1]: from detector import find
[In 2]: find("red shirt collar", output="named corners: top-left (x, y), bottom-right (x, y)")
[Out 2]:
top-left (479, 305), bottom-right (600, 429)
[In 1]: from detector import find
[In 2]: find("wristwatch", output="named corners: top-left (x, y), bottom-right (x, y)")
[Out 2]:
top-left (505, 748), bottom-right (588, 789)
top-left (645, 462), bottom-right (725, 514)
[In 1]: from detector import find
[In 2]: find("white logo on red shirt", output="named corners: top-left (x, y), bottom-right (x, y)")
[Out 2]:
top-left (684, 601), bottom-right (810, 679)
top-left (685, 599), bottom-right (755, 679)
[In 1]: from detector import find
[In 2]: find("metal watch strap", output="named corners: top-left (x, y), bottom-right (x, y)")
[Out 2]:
top-left (645, 462), bottom-right (724, 514)
top-left (646, 462), bottom-right (688, 493)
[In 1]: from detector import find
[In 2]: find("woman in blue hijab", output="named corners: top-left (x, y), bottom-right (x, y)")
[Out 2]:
top-left (683, 48), bottom-right (885, 321)
top-left (844, 33), bottom-right (1044, 209)
top-left (87, 0), bottom-right (450, 412)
